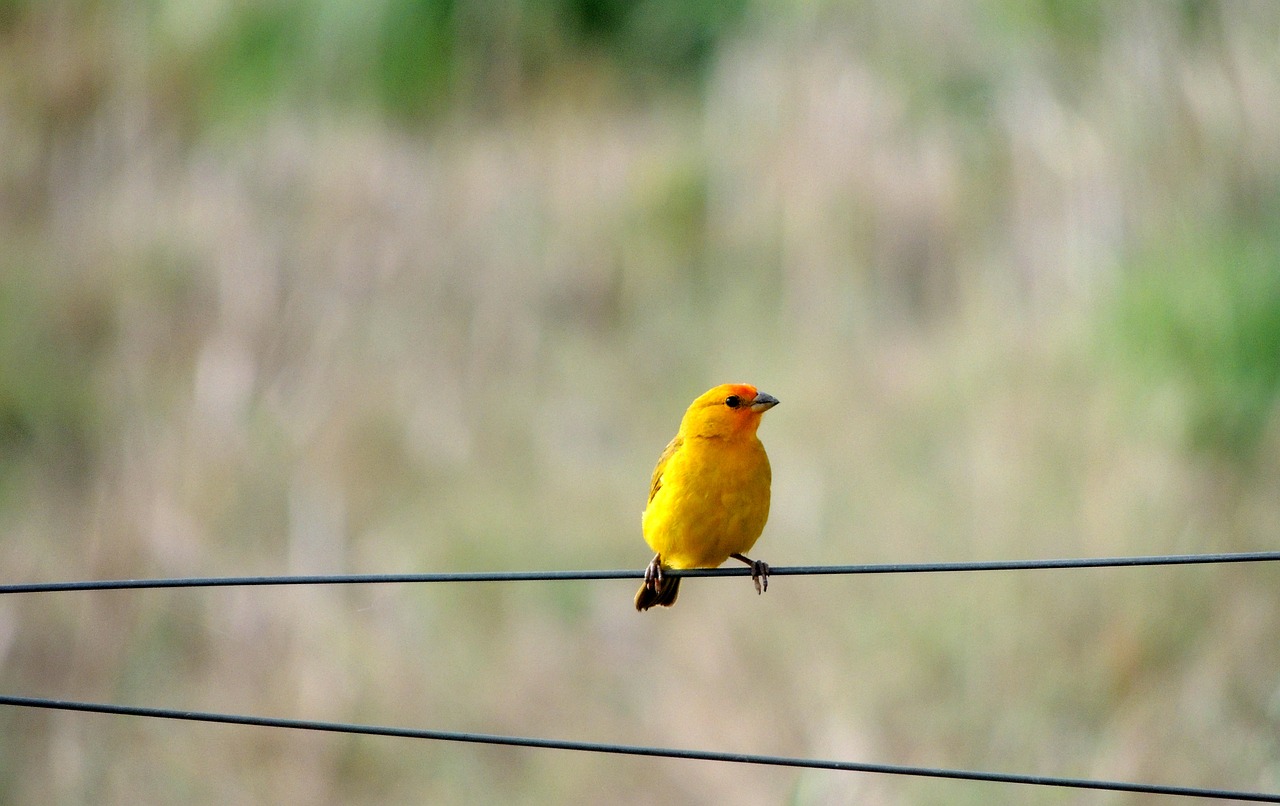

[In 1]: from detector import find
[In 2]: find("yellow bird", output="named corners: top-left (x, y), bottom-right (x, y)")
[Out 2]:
top-left (635, 383), bottom-right (779, 611)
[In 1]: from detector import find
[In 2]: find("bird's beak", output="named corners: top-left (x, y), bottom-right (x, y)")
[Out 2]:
top-left (750, 391), bottom-right (779, 412)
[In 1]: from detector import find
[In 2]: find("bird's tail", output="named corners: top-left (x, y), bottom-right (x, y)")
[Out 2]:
top-left (634, 576), bottom-right (681, 611)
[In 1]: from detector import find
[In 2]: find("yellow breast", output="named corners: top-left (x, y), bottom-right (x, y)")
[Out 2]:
top-left (641, 435), bottom-right (772, 569)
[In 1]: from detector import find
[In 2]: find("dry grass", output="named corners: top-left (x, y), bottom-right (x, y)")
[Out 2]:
top-left (2, 1), bottom-right (1279, 803)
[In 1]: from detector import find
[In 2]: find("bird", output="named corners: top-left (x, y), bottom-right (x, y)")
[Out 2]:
top-left (635, 383), bottom-right (779, 611)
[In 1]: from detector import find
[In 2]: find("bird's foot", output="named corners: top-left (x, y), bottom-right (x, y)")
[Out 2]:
top-left (643, 554), bottom-right (664, 592)
top-left (750, 560), bottom-right (769, 594)
top-left (731, 553), bottom-right (769, 595)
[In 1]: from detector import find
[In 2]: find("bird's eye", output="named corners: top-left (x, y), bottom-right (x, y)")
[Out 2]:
top-left (725, 395), bottom-right (742, 408)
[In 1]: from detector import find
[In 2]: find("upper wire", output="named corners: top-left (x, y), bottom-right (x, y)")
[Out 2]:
top-left (2, 550), bottom-right (1278, 594)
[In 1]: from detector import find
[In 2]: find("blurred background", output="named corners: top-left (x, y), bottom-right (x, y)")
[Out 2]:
top-left (2, 0), bottom-right (1279, 803)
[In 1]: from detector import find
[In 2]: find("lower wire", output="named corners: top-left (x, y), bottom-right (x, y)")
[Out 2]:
top-left (1, 695), bottom-right (1276, 802)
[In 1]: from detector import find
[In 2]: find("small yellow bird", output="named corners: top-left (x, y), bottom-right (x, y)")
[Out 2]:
top-left (635, 383), bottom-right (779, 611)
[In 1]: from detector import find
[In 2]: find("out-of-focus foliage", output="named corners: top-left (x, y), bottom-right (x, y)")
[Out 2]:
top-left (147, 0), bottom-right (747, 124)
top-left (1114, 223), bottom-right (1280, 460)
top-left (0, 268), bottom-right (112, 492)
top-left (1, 0), bottom-right (1279, 804)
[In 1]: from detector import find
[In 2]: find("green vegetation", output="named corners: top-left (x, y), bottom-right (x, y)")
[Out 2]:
top-left (150, 0), bottom-right (748, 124)
top-left (1115, 226), bottom-right (1280, 460)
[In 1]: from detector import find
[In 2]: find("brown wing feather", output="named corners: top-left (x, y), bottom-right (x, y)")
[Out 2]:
top-left (647, 435), bottom-right (683, 504)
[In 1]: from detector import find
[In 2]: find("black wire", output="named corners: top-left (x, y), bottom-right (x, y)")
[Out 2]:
top-left (1, 695), bottom-right (1276, 802)
top-left (2, 551), bottom-right (1278, 594)
top-left (4, 556), bottom-right (1277, 797)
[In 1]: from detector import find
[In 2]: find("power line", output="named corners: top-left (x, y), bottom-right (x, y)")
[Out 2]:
top-left (2, 550), bottom-right (1278, 595)
top-left (1, 694), bottom-right (1276, 802)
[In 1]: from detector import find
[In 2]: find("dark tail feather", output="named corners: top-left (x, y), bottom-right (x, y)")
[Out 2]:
top-left (634, 576), bottom-right (680, 611)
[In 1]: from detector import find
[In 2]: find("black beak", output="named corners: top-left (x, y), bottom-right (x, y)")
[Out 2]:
top-left (750, 391), bottom-right (779, 412)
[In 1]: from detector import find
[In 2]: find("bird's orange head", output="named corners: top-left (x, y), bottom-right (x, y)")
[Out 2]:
top-left (678, 383), bottom-right (779, 439)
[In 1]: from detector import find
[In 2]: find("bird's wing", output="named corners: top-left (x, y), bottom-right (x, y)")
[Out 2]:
top-left (648, 435), bottom-right (683, 504)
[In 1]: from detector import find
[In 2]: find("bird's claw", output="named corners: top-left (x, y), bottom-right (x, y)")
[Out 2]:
top-left (732, 553), bottom-right (769, 595)
top-left (750, 560), bottom-right (769, 595)
top-left (643, 555), bottom-right (664, 592)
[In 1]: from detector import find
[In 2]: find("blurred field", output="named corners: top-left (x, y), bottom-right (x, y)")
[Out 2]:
top-left (2, 1), bottom-right (1280, 803)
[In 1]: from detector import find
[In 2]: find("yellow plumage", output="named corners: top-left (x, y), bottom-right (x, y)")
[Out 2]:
top-left (635, 383), bottom-right (778, 610)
